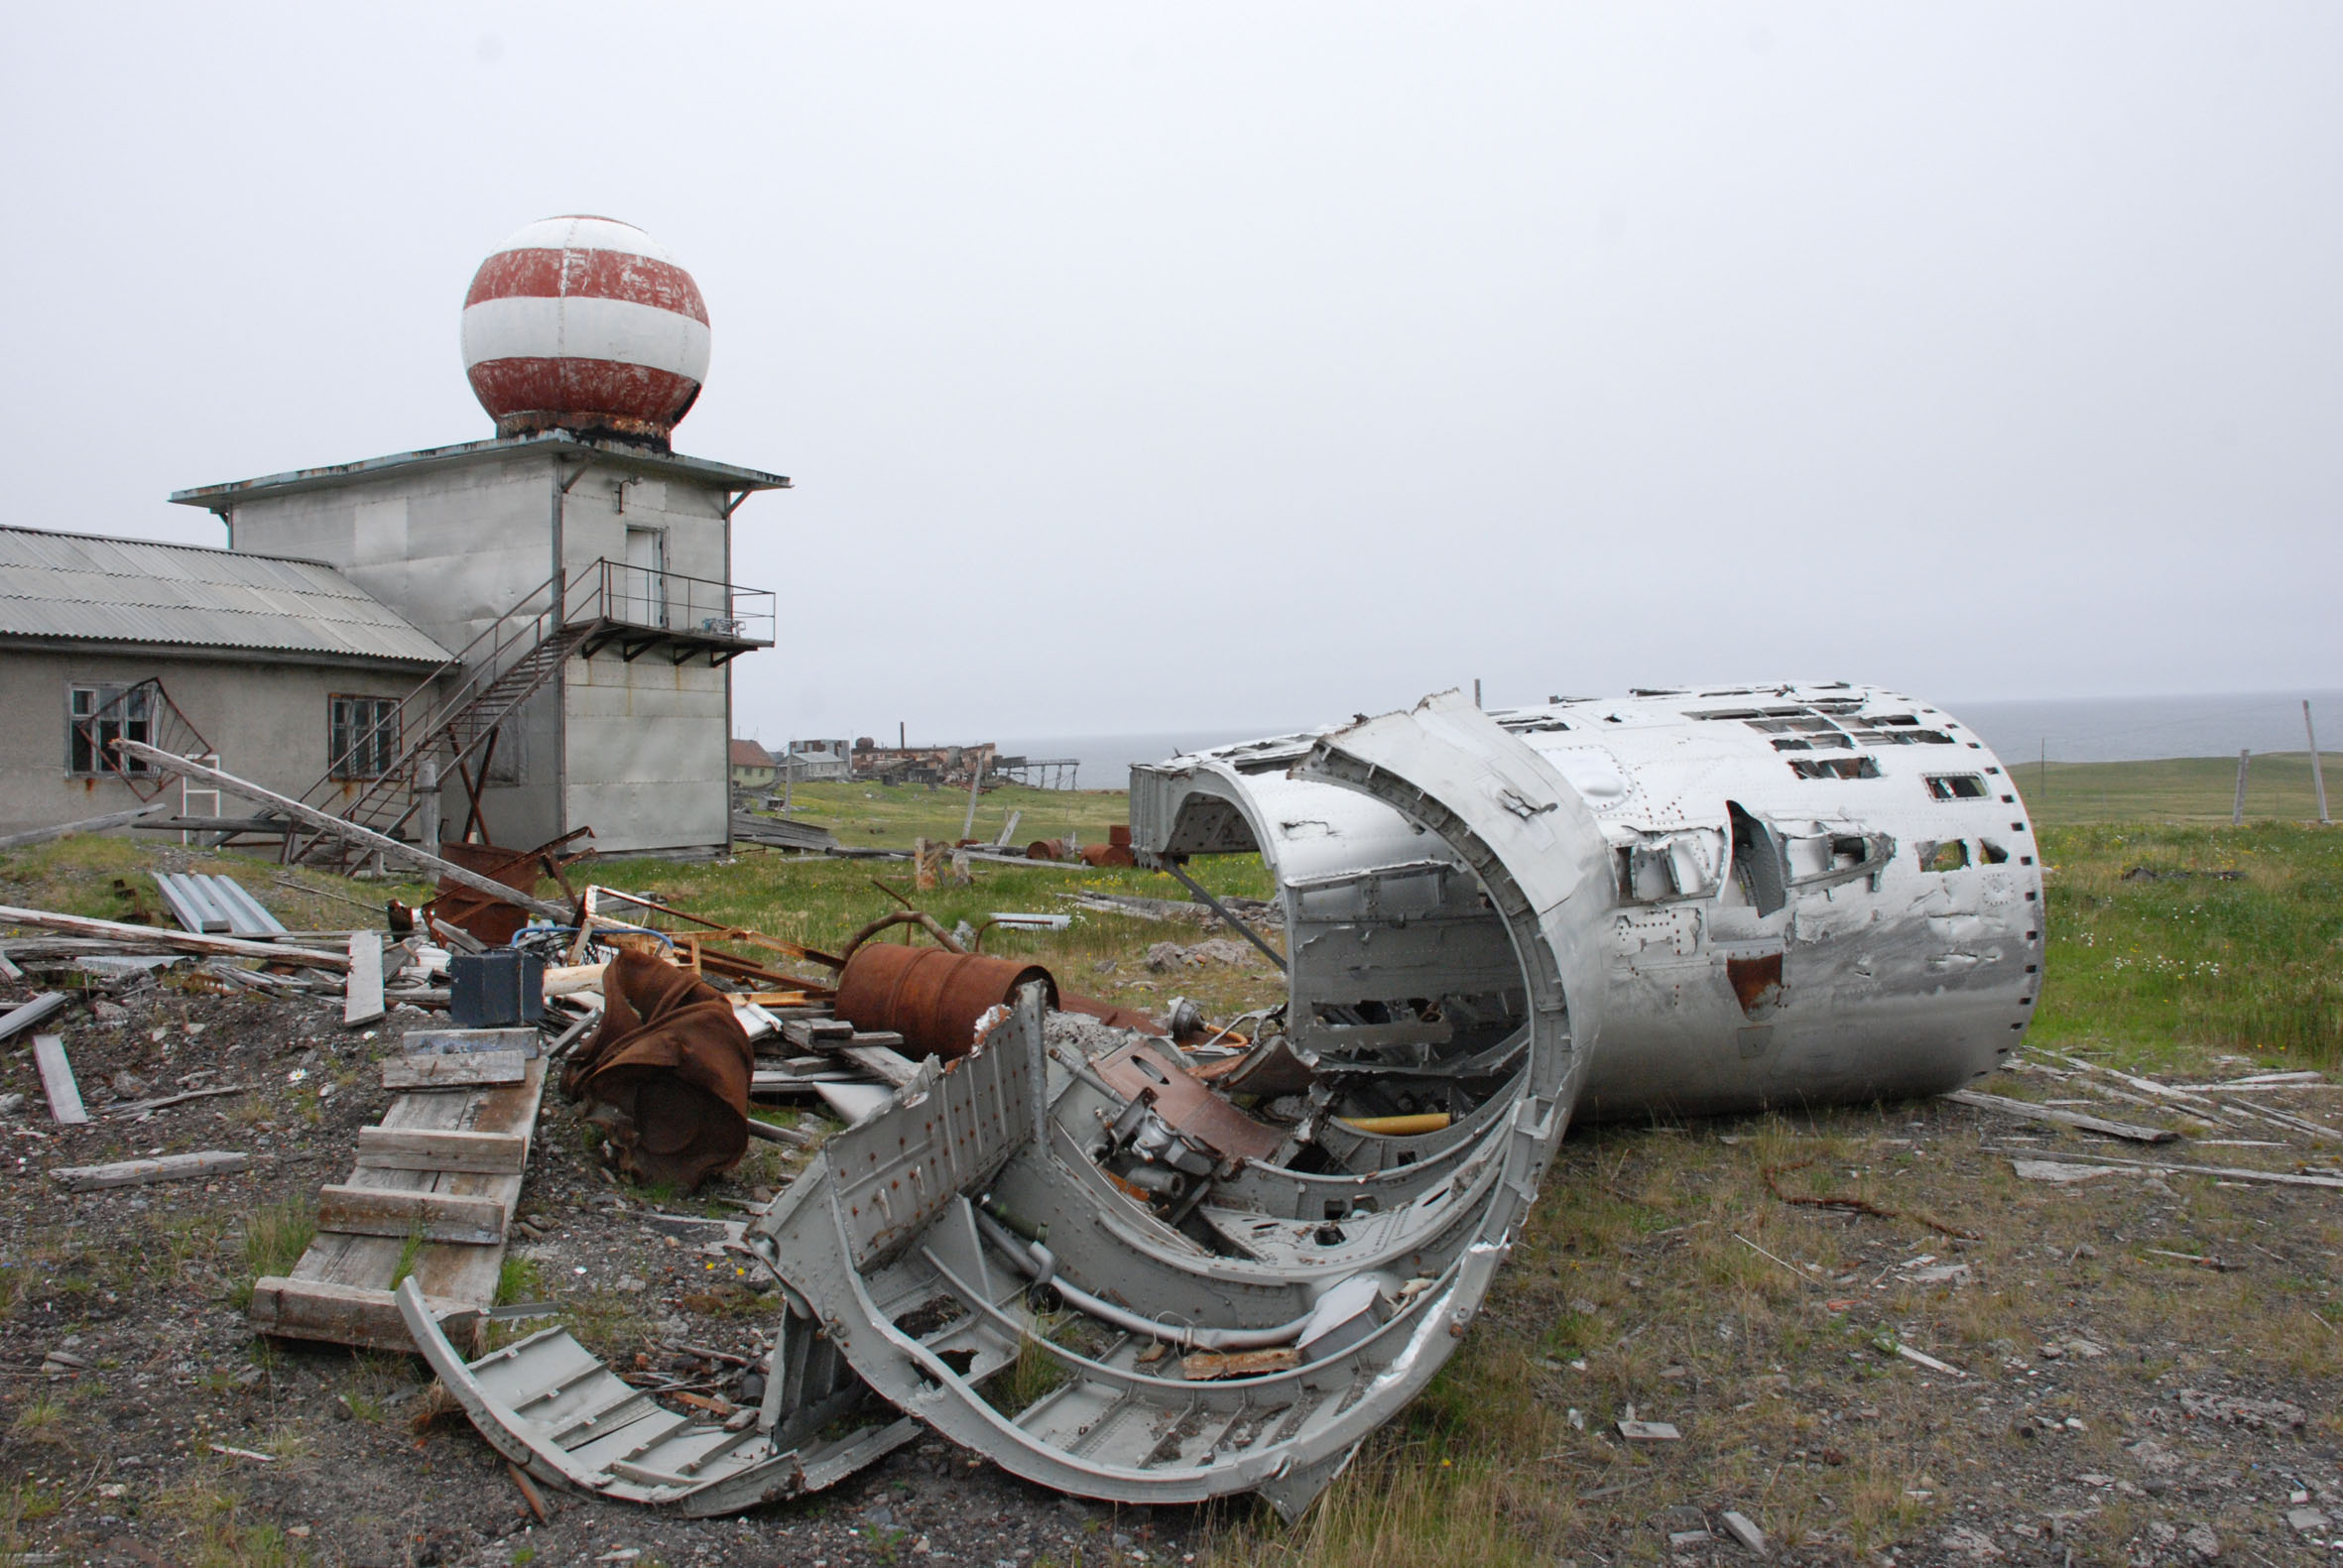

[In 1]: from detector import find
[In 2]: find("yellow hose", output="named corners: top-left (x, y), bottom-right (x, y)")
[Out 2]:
top-left (1335, 1112), bottom-right (1452, 1137)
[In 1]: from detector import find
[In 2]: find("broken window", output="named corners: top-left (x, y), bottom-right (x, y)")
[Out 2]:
top-left (1978, 840), bottom-right (2011, 865)
top-left (1788, 757), bottom-right (1880, 781)
top-left (328, 695), bottom-right (400, 780)
top-left (1728, 801), bottom-right (1788, 915)
top-left (1925, 774), bottom-right (1989, 800)
top-left (1918, 840), bottom-right (1971, 873)
top-left (66, 682), bottom-right (152, 776)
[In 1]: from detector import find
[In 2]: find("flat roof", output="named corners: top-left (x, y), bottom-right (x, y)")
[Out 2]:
top-left (0, 526), bottom-right (452, 665)
top-left (169, 430), bottom-right (792, 511)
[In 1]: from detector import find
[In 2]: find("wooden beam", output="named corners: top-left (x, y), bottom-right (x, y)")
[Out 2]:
top-left (248, 1275), bottom-right (482, 1351)
top-left (355, 1127), bottom-right (529, 1175)
top-left (1946, 1089), bottom-right (2179, 1144)
top-left (52, 1150), bottom-right (250, 1191)
top-left (344, 931), bottom-right (385, 1027)
top-left (382, 1050), bottom-right (527, 1090)
top-left (32, 1034), bottom-right (87, 1124)
top-left (109, 740), bottom-right (569, 921)
top-left (0, 798), bottom-right (178, 852)
top-left (0, 991), bottom-right (66, 1043)
top-left (0, 906), bottom-right (349, 971)
top-left (314, 1184), bottom-right (509, 1245)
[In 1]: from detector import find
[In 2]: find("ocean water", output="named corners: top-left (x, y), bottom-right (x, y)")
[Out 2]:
top-left (1000, 689), bottom-right (2343, 784)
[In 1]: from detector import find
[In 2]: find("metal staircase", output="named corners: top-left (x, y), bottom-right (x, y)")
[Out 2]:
top-left (285, 556), bottom-right (778, 870)
top-left (288, 568), bottom-right (581, 868)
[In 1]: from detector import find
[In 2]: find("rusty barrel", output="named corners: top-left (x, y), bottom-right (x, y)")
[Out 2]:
top-left (833, 945), bottom-right (1058, 1059)
top-left (1079, 842), bottom-right (1135, 868)
top-left (1026, 839), bottom-right (1065, 861)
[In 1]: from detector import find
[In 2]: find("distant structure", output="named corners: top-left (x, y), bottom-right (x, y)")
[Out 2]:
top-left (728, 739), bottom-right (777, 790)
top-left (0, 216), bottom-right (785, 856)
top-left (850, 740), bottom-right (998, 786)
top-left (780, 738), bottom-right (851, 783)
top-left (992, 754), bottom-right (1081, 790)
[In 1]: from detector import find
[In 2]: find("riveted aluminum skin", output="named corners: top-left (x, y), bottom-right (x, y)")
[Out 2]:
top-left (1129, 682), bottom-right (2044, 1119)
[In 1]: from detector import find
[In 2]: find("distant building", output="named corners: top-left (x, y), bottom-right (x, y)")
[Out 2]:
top-left (849, 741), bottom-right (997, 785)
top-left (781, 738), bottom-right (851, 782)
top-left (729, 739), bottom-right (777, 789)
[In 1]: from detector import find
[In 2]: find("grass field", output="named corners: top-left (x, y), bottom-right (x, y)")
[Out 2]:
top-left (2025, 751), bottom-right (2334, 825)
top-left (761, 779), bottom-right (1133, 852)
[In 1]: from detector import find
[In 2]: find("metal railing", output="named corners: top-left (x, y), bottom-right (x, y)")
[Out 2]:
top-left (570, 559), bottom-right (775, 646)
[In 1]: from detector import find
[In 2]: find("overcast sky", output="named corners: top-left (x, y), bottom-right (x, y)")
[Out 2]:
top-left (7, 4), bottom-right (2338, 744)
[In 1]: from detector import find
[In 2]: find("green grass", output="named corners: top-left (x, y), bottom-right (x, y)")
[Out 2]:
top-left (2023, 751), bottom-right (2335, 825)
top-left (2031, 821), bottom-right (2343, 1068)
top-left (761, 779), bottom-right (1132, 852)
top-left (230, 1197), bottom-right (316, 1311)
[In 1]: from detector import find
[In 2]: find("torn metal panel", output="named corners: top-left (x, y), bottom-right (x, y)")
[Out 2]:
top-left (1128, 682), bottom-right (2044, 1119)
top-left (396, 1279), bottom-right (919, 1514)
top-left (721, 697), bottom-right (1613, 1520)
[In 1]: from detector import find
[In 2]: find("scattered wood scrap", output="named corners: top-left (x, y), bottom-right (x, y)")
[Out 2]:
top-left (1947, 1089), bottom-right (2179, 1144)
top-left (344, 931), bottom-right (385, 1027)
top-left (32, 1034), bottom-right (87, 1124)
top-left (2001, 1149), bottom-right (2343, 1190)
top-left (51, 1150), bottom-right (250, 1191)
top-left (0, 991), bottom-right (66, 1043)
top-left (106, 1084), bottom-right (247, 1118)
top-left (382, 1051), bottom-right (527, 1090)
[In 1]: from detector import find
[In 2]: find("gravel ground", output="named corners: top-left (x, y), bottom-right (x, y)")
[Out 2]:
top-left (0, 972), bottom-right (1210, 1567)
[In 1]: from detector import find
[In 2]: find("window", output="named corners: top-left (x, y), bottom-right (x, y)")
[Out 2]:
top-left (329, 695), bottom-right (400, 780)
top-left (1788, 756), bottom-right (1881, 781)
top-left (66, 683), bottom-right (152, 776)
top-left (1925, 774), bottom-right (1990, 800)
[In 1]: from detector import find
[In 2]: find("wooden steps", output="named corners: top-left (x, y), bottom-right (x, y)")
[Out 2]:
top-left (250, 1053), bottom-right (548, 1353)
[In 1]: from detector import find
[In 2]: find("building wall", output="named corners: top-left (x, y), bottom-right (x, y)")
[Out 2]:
top-left (0, 646), bottom-right (437, 838)
top-left (217, 447), bottom-right (740, 857)
top-left (563, 652), bottom-right (729, 854)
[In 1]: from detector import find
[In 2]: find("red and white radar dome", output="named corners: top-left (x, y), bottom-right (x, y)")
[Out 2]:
top-left (461, 216), bottom-right (710, 444)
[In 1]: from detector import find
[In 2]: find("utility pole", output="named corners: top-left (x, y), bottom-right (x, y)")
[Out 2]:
top-left (2308, 701), bottom-right (2331, 825)
top-left (1473, 678), bottom-right (1482, 708)
top-left (2232, 749), bottom-right (2252, 827)
top-left (2038, 738), bottom-right (2047, 819)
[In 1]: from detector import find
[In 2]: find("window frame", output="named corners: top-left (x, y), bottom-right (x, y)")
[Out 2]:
top-left (327, 693), bottom-right (401, 781)
top-left (65, 682), bottom-right (154, 777)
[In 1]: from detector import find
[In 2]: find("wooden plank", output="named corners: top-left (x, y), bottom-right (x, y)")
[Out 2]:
top-left (1946, 1090), bottom-right (2179, 1144)
top-left (383, 1050), bottom-right (527, 1089)
top-left (0, 798), bottom-right (177, 852)
top-left (32, 1034), bottom-right (87, 1124)
top-left (0, 991), bottom-right (66, 1042)
top-left (52, 1150), bottom-right (250, 1191)
top-left (0, 905), bottom-right (348, 970)
top-left (837, 1044), bottom-right (921, 1088)
top-left (344, 931), bottom-right (385, 1027)
top-left (248, 1275), bottom-right (482, 1352)
top-left (355, 1127), bottom-right (528, 1175)
top-left (315, 1184), bottom-right (509, 1245)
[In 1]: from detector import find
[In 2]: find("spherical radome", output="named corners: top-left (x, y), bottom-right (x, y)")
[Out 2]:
top-left (460, 215), bottom-right (710, 445)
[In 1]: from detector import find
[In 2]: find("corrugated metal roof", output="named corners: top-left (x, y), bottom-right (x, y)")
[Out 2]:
top-left (0, 527), bottom-right (453, 664)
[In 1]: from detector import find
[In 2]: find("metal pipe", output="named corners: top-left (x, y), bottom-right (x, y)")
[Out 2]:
top-left (1159, 859), bottom-right (1288, 975)
top-left (971, 1211), bottom-right (1310, 1352)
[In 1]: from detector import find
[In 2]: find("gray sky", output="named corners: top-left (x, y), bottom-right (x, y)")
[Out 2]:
top-left (7, 4), bottom-right (2338, 744)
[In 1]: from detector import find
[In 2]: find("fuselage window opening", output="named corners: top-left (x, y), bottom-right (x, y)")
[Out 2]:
top-left (1925, 774), bottom-right (1990, 800)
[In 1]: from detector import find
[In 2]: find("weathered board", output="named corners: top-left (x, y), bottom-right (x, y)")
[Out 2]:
top-left (52, 1150), bottom-right (249, 1191)
top-left (250, 1054), bottom-right (547, 1353)
top-left (382, 1050), bottom-right (528, 1089)
top-left (354, 1127), bottom-right (528, 1174)
top-left (33, 1034), bottom-right (88, 1124)
top-left (344, 931), bottom-right (385, 1027)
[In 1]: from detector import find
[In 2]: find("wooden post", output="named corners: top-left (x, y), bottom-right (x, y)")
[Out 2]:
top-left (960, 758), bottom-right (984, 841)
top-left (416, 758), bottom-right (440, 851)
top-left (2308, 701), bottom-right (2330, 826)
top-left (2232, 749), bottom-right (2252, 826)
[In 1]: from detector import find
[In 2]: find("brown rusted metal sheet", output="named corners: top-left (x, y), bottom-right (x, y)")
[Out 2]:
top-left (1725, 950), bottom-right (1785, 1018)
top-left (831, 944), bottom-right (1056, 1059)
top-left (426, 830), bottom-right (590, 945)
top-left (1088, 1035), bottom-right (1285, 1166)
top-left (560, 949), bottom-right (754, 1189)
